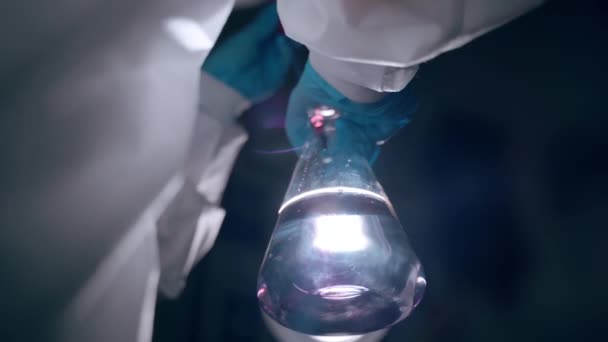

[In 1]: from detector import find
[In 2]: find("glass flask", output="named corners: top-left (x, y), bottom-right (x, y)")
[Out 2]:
top-left (257, 107), bottom-right (426, 336)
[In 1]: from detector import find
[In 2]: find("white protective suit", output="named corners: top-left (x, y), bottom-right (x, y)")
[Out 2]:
top-left (1, 0), bottom-right (247, 341)
top-left (0, 0), bottom-right (542, 341)
top-left (279, 0), bottom-right (544, 98)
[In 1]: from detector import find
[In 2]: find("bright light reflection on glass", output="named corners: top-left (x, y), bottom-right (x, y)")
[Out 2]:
top-left (315, 285), bottom-right (369, 300)
top-left (312, 336), bottom-right (364, 342)
top-left (313, 215), bottom-right (368, 252)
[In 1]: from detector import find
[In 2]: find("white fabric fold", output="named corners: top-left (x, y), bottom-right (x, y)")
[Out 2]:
top-left (279, 0), bottom-right (543, 92)
top-left (156, 71), bottom-right (249, 298)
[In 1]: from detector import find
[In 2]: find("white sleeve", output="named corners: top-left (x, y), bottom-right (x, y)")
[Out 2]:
top-left (278, 0), bottom-right (544, 92)
top-left (156, 72), bottom-right (249, 298)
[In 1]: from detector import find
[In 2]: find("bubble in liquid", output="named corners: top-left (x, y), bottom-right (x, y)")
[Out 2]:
top-left (257, 191), bottom-right (425, 335)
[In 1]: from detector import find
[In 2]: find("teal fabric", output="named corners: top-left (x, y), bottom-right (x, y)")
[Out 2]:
top-left (202, 4), bottom-right (302, 103)
top-left (286, 62), bottom-right (418, 161)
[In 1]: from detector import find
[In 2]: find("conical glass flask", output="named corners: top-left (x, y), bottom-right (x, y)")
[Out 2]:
top-left (257, 107), bottom-right (426, 336)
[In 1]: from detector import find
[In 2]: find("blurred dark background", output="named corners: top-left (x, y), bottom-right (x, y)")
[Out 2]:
top-left (153, 0), bottom-right (608, 341)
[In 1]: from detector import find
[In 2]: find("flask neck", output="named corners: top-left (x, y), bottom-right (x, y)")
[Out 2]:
top-left (281, 134), bottom-right (388, 213)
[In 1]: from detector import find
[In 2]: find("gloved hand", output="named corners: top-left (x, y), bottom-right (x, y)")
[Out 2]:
top-left (286, 61), bottom-right (418, 162)
top-left (202, 3), bottom-right (304, 104)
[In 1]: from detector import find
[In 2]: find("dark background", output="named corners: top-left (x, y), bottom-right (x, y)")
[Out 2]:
top-left (153, 1), bottom-right (608, 341)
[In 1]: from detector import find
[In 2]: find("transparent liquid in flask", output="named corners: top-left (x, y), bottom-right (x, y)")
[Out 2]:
top-left (257, 189), bottom-right (425, 335)
top-left (257, 106), bottom-right (425, 336)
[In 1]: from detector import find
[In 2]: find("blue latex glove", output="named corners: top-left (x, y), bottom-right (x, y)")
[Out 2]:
top-left (202, 4), bottom-right (303, 103)
top-left (286, 61), bottom-right (418, 162)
